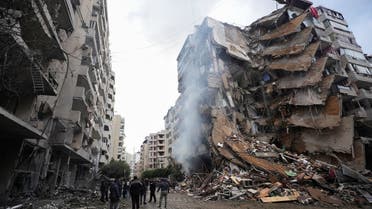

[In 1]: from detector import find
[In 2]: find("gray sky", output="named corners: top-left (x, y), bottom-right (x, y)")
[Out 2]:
top-left (107, 0), bottom-right (372, 154)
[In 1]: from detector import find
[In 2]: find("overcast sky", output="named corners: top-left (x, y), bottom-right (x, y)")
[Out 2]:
top-left (107, 0), bottom-right (372, 154)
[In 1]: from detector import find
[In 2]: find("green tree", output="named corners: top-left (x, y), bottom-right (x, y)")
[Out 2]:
top-left (101, 159), bottom-right (131, 179)
top-left (167, 164), bottom-right (185, 182)
top-left (141, 168), bottom-right (171, 179)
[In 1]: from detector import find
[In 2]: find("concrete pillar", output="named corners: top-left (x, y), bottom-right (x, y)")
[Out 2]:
top-left (51, 153), bottom-right (62, 191)
top-left (61, 155), bottom-right (71, 187)
top-left (69, 164), bottom-right (78, 188)
top-left (352, 139), bottom-right (366, 171)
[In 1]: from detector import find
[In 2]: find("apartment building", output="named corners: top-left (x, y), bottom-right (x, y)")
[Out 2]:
top-left (110, 115), bottom-right (126, 161)
top-left (136, 130), bottom-right (172, 174)
top-left (171, 1), bottom-right (371, 173)
top-left (0, 0), bottom-right (114, 203)
top-left (317, 6), bottom-right (372, 170)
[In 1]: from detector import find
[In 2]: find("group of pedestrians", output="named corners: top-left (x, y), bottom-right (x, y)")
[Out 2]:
top-left (129, 176), bottom-right (169, 209)
top-left (99, 176), bottom-right (170, 209)
top-left (100, 178), bottom-right (130, 209)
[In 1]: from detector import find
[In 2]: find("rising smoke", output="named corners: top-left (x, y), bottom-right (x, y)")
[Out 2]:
top-left (171, 29), bottom-right (212, 173)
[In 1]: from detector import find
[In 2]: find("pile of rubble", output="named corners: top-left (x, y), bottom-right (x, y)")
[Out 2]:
top-left (6, 187), bottom-right (101, 209)
top-left (180, 135), bottom-right (372, 205)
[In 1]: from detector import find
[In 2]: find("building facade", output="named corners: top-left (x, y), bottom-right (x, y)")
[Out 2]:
top-left (110, 115), bottom-right (126, 161)
top-left (0, 0), bottom-right (114, 204)
top-left (136, 130), bottom-right (172, 175)
top-left (171, 1), bottom-right (371, 173)
top-left (317, 6), bottom-right (372, 170)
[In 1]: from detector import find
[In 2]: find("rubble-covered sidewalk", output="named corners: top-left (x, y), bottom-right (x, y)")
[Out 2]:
top-left (6, 187), bottom-right (128, 209)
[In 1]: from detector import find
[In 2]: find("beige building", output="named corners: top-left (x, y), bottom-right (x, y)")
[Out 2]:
top-left (136, 130), bottom-right (172, 174)
top-left (110, 115), bottom-right (126, 161)
top-left (0, 0), bottom-right (114, 203)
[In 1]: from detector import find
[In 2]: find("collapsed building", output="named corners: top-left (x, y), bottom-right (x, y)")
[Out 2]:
top-left (0, 0), bottom-right (115, 205)
top-left (172, 0), bottom-right (372, 204)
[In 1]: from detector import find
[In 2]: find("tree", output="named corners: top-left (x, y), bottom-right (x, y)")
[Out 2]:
top-left (167, 164), bottom-right (185, 182)
top-left (141, 165), bottom-right (184, 181)
top-left (101, 159), bottom-right (131, 179)
top-left (141, 168), bottom-right (171, 179)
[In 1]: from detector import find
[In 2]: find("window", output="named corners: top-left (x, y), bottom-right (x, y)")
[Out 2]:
top-left (329, 21), bottom-right (349, 32)
top-left (353, 64), bottom-right (372, 75)
top-left (340, 48), bottom-right (365, 60)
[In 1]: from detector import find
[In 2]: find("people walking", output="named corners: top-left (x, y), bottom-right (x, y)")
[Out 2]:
top-left (148, 180), bottom-right (157, 203)
top-left (129, 176), bottom-right (142, 209)
top-left (109, 179), bottom-right (121, 209)
top-left (157, 178), bottom-right (169, 208)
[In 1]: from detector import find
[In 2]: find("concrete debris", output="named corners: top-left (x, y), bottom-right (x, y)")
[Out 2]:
top-left (7, 187), bottom-right (100, 209)
top-left (177, 135), bottom-right (371, 205)
top-left (172, 0), bottom-right (372, 206)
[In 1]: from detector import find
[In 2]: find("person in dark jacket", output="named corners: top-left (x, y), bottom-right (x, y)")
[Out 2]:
top-left (100, 180), bottom-right (109, 202)
top-left (157, 178), bottom-right (170, 208)
top-left (109, 179), bottom-right (120, 209)
top-left (140, 179), bottom-right (148, 205)
top-left (123, 181), bottom-right (129, 198)
top-left (129, 176), bottom-right (142, 209)
top-left (148, 180), bottom-right (157, 203)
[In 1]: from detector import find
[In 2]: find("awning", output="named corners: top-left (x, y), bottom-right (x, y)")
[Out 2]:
top-left (0, 107), bottom-right (46, 139)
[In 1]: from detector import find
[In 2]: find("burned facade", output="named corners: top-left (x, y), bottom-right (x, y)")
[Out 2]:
top-left (173, 1), bottom-right (372, 175)
top-left (0, 0), bottom-right (114, 204)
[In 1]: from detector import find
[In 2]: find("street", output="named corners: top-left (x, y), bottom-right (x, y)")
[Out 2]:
top-left (88, 192), bottom-right (363, 209)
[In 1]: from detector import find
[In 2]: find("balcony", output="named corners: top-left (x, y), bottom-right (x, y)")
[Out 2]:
top-left (72, 87), bottom-right (90, 118)
top-left (318, 10), bottom-right (348, 27)
top-left (358, 89), bottom-right (372, 101)
top-left (0, 32), bottom-right (58, 96)
top-left (91, 123), bottom-right (101, 140)
top-left (99, 153), bottom-right (109, 164)
top-left (337, 85), bottom-right (357, 97)
top-left (69, 110), bottom-right (82, 131)
top-left (45, 0), bottom-right (75, 32)
top-left (334, 39), bottom-right (362, 53)
top-left (348, 107), bottom-right (367, 119)
top-left (19, 0), bottom-right (65, 60)
top-left (88, 68), bottom-right (99, 84)
top-left (76, 68), bottom-right (97, 106)
top-left (365, 109), bottom-right (372, 122)
top-left (347, 69), bottom-right (372, 88)
top-left (81, 46), bottom-right (93, 66)
top-left (0, 107), bottom-right (46, 139)
top-left (325, 26), bottom-right (353, 39)
top-left (102, 130), bottom-right (110, 140)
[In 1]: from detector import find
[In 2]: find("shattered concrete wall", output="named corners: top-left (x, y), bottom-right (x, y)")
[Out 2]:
top-left (173, 0), bottom-right (371, 173)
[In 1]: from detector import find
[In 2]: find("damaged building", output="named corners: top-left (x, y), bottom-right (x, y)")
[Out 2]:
top-left (0, 0), bottom-right (114, 205)
top-left (171, 0), bottom-right (372, 204)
